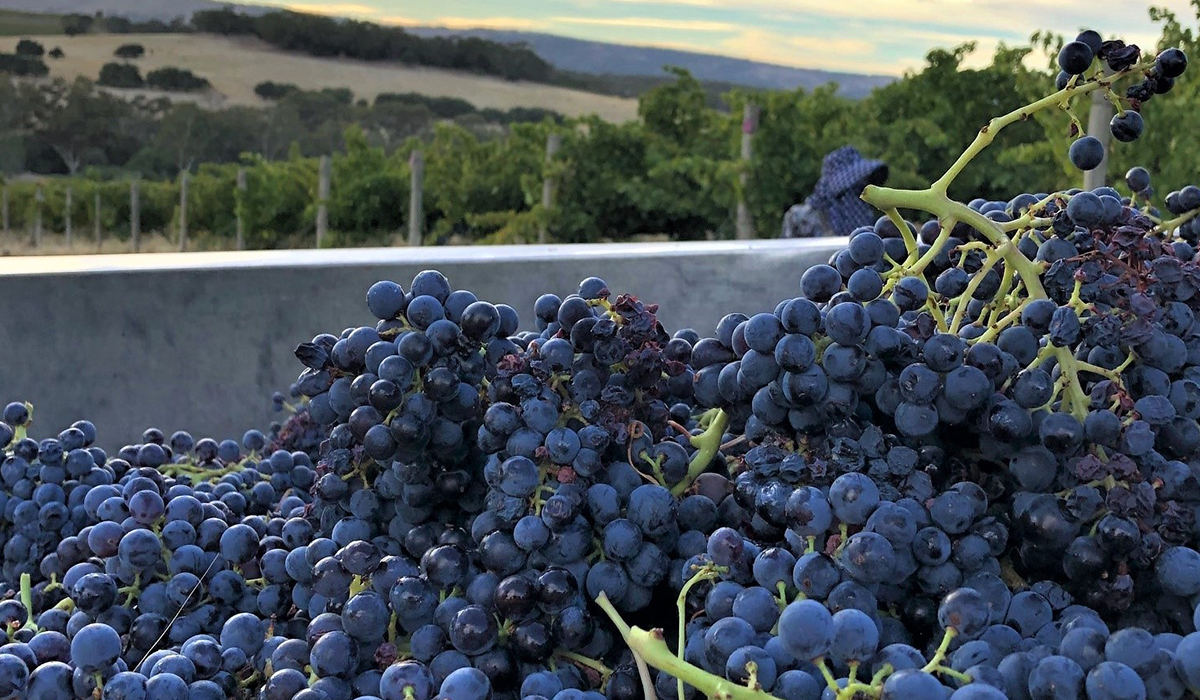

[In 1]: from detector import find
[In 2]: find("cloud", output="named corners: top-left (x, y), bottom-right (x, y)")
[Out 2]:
top-left (604, 0), bottom-right (724, 5)
top-left (550, 16), bottom-right (739, 32)
top-left (243, 0), bottom-right (1192, 76)
top-left (377, 15), bottom-right (422, 26)
top-left (580, 0), bottom-right (1186, 40)
top-left (281, 2), bottom-right (380, 15)
top-left (717, 28), bottom-right (919, 74)
top-left (426, 16), bottom-right (551, 30)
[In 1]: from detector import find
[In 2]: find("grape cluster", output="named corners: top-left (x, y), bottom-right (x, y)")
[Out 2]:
top-left (0, 26), bottom-right (1196, 700)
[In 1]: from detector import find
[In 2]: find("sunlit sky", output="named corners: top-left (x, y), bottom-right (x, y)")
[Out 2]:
top-left (240, 0), bottom-right (1193, 76)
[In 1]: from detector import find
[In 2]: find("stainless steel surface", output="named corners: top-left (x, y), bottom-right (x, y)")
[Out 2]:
top-left (0, 239), bottom-right (844, 447)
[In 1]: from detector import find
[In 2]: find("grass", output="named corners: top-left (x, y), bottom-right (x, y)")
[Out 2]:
top-left (3, 33), bottom-right (639, 121)
top-left (0, 231), bottom-right (180, 256)
top-left (0, 227), bottom-right (417, 257)
top-left (0, 10), bottom-right (64, 37)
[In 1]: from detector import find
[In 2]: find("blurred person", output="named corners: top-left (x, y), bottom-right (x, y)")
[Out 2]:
top-left (782, 146), bottom-right (888, 238)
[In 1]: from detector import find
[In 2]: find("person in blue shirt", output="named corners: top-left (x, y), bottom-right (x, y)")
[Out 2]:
top-left (782, 147), bottom-right (888, 238)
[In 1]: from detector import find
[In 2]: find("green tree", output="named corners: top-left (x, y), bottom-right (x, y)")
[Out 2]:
top-left (145, 67), bottom-right (210, 92)
top-left (114, 44), bottom-right (146, 59)
top-left (15, 39), bottom-right (44, 57)
top-left (62, 14), bottom-right (94, 36)
top-left (97, 62), bottom-right (144, 88)
top-left (21, 78), bottom-right (139, 173)
top-left (638, 67), bottom-right (715, 149)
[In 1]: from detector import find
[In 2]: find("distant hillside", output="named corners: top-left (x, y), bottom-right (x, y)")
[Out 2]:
top-left (2, 33), bottom-right (639, 121)
top-left (0, 0), bottom-right (893, 98)
top-left (0, 0), bottom-right (271, 21)
top-left (409, 28), bottom-right (894, 98)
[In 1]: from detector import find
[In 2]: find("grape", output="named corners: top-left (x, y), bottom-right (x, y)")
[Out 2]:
top-left (778, 600), bottom-right (834, 661)
top-left (439, 667), bottom-right (491, 700)
top-left (1069, 137), bottom-right (1106, 171)
top-left (938, 588), bottom-right (989, 638)
top-left (829, 608), bottom-right (879, 668)
top-left (1085, 661), bottom-right (1146, 700)
top-left (1156, 48), bottom-right (1188, 78)
top-left (1125, 166), bottom-right (1151, 193)
top-left (69, 624), bottom-right (120, 672)
top-left (1110, 111), bottom-right (1144, 142)
top-left (1028, 655), bottom-right (1084, 700)
top-left (1058, 41), bottom-right (1095, 74)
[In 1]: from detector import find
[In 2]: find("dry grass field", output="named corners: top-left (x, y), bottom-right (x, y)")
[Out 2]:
top-left (2, 33), bottom-right (639, 121)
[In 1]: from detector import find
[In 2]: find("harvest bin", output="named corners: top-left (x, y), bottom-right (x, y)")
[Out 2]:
top-left (0, 240), bottom-right (842, 446)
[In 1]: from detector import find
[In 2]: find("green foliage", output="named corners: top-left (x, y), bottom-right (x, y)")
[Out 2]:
top-left (48, 47), bottom-right (64, 60)
top-left (102, 16), bottom-right (191, 34)
top-left (97, 62), bottom-right (143, 88)
top-left (326, 126), bottom-right (410, 241)
top-left (62, 14), bottom-right (93, 37)
top-left (145, 67), bottom-right (211, 92)
top-left (6, 6), bottom-right (1200, 248)
top-left (192, 8), bottom-right (554, 82)
top-left (376, 93), bottom-right (475, 119)
top-left (254, 81), bottom-right (298, 101)
top-left (0, 54), bottom-right (48, 77)
top-left (422, 122), bottom-right (544, 242)
top-left (15, 39), bottom-right (43, 57)
top-left (114, 44), bottom-right (145, 60)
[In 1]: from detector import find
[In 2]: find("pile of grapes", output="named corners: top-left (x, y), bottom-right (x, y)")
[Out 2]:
top-left (1, 29), bottom-right (1199, 700)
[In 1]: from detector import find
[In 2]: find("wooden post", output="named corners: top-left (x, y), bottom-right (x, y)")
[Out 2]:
top-left (235, 168), bottom-right (246, 251)
top-left (538, 133), bottom-right (562, 245)
top-left (408, 150), bottom-right (424, 247)
top-left (735, 102), bottom-right (760, 240)
top-left (1, 185), bottom-right (7, 235)
top-left (130, 178), bottom-right (141, 252)
top-left (94, 191), bottom-right (102, 249)
top-left (33, 184), bottom-right (43, 248)
top-left (64, 185), bottom-right (72, 246)
top-left (1083, 83), bottom-right (1113, 190)
top-left (315, 155), bottom-right (331, 247)
top-left (178, 171), bottom-right (189, 252)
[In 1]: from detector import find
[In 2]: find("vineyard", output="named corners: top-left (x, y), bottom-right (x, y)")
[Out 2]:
top-left (2, 6), bottom-right (1199, 254)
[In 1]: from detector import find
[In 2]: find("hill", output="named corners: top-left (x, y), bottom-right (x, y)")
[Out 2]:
top-left (0, 1), bottom-right (893, 98)
top-left (0, 0), bottom-right (271, 21)
top-left (1, 33), bottom-right (639, 121)
top-left (410, 28), bottom-right (894, 98)
top-left (0, 9), bottom-right (66, 35)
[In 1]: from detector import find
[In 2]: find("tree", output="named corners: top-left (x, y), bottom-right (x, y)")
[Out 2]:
top-left (48, 48), bottom-right (65, 60)
top-left (254, 81), bottom-right (298, 100)
top-left (15, 39), bottom-right (44, 57)
top-left (0, 55), bottom-right (49, 77)
top-left (362, 101), bottom-right (436, 148)
top-left (638, 67), bottom-right (717, 149)
top-left (20, 78), bottom-right (141, 174)
top-left (191, 8), bottom-right (255, 35)
top-left (62, 14), bottom-right (94, 36)
top-left (114, 44), bottom-right (145, 59)
top-left (145, 67), bottom-right (211, 92)
top-left (98, 62), bottom-right (144, 88)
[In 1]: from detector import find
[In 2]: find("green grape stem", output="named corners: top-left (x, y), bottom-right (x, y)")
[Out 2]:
top-left (18, 573), bottom-right (37, 633)
top-left (671, 409), bottom-right (729, 497)
top-left (930, 62), bottom-right (1148, 195)
top-left (859, 63), bottom-right (1158, 421)
top-left (676, 564), bottom-right (726, 700)
top-left (595, 593), bottom-right (786, 700)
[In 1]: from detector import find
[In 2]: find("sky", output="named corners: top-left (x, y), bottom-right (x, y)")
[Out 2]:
top-left (243, 0), bottom-right (1194, 76)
